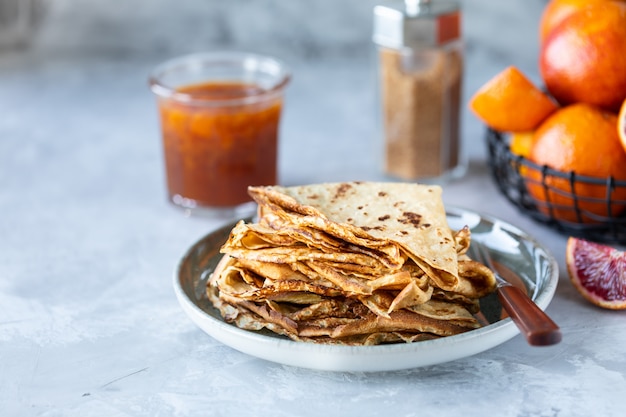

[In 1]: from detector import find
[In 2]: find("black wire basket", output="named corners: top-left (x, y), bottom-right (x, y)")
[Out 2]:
top-left (485, 128), bottom-right (626, 244)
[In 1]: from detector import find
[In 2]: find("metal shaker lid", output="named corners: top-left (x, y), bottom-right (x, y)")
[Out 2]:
top-left (373, 0), bottom-right (461, 49)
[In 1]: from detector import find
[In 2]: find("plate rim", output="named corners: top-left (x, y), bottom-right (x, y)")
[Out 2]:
top-left (173, 205), bottom-right (559, 372)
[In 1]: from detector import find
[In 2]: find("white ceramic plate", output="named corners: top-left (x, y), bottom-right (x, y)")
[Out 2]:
top-left (173, 207), bottom-right (559, 372)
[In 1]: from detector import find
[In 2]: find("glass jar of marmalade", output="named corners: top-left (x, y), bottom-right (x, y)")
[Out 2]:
top-left (149, 52), bottom-right (290, 216)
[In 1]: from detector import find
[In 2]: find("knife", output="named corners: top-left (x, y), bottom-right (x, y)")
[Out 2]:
top-left (473, 242), bottom-right (562, 346)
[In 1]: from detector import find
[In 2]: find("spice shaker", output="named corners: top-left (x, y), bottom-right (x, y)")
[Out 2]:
top-left (373, 0), bottom-right (465, 182)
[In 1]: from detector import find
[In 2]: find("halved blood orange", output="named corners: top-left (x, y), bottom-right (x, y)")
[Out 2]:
top-left (566, 237), bottom-right (626, 310)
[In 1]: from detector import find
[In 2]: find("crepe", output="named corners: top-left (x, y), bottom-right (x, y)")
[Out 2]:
top-left (248, 182), bottom-right (459, 290)
top-left (207, 181), bottom-right (496, 345)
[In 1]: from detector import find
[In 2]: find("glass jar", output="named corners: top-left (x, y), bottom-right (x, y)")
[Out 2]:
top-left (149, 52), bottom-right (291, 217)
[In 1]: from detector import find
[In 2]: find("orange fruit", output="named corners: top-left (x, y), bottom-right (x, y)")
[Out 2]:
top-left (539, 1), bottom-right (626, 112)
top-left (538, 0), bottom-right (620, 44)
top-left (469, 66), bottom-right (558, 132)
top-left (526, 103), bottom-right (626, 223)
top-left (509, 132), bottom-right (535, 177)
top-left (509, 132), bottom-right (535, 158)
top-left (566, 237), bottom-right (626, 310)
top-left (619, 97), bottom-right (626, 153)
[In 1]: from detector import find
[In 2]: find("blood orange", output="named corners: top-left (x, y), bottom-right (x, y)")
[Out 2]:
top-left (526, 104), bottom-right (626, 223)
top-left (539, 1), bottom-right (626, 112)
top-left (538, 0), bottom-right (622, 44)
top-left (566, 237), bottom-right (626, 309)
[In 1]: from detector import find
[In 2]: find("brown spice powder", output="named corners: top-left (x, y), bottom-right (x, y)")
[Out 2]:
top-left (380, 47), bottom-right (463, 180)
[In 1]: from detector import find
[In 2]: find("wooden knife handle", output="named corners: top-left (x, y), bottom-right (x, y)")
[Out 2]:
top-left (498, 285), bottom-right (562, 346)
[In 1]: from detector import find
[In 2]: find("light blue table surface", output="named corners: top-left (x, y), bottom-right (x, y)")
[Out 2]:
top-left (2, 1), bottom-right (624, 416)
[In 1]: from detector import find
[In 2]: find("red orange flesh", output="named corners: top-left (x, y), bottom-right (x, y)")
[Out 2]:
top-left (566, 237), bottom-right (626, 309)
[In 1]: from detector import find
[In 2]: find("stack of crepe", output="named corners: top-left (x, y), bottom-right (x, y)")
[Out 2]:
top-left (207, 182), bottom-right (496, 345)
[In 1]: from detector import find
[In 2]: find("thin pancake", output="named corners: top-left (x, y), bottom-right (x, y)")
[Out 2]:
top-left (248, 182), bottom-right (459, 291)
top-left (207, 181), bottom-right (497, 346)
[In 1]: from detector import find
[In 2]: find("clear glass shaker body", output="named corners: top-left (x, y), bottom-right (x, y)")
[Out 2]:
top-left (374, 0), bottom-right (466, 183)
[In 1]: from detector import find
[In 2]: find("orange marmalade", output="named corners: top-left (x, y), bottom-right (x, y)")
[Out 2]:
top-left (158, 81), bottom-right (282, 208)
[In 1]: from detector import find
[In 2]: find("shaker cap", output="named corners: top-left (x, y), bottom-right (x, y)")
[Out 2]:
top-left (373, 0), bottom-right (461, 49)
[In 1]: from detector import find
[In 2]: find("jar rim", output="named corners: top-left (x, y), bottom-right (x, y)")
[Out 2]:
top-left (149, 51), bottom-right (291, 107)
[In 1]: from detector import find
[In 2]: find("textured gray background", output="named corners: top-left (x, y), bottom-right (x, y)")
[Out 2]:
top-left (5, 1), bottom-right (623, 417)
